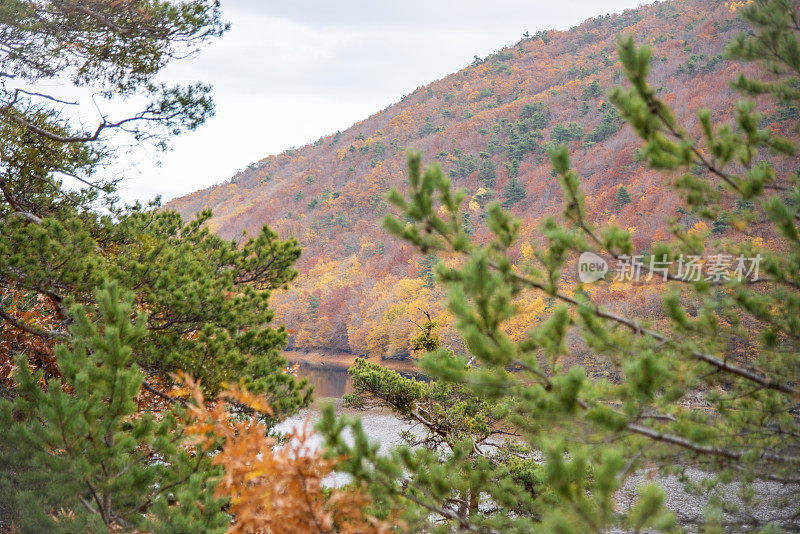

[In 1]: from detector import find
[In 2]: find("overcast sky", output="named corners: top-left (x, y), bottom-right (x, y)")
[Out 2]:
top-left (109, 0), bottom-right (655, 204)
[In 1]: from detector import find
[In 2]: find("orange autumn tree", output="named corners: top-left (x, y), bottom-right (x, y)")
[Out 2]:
top-left (183, 375), bottom-right (388, 534)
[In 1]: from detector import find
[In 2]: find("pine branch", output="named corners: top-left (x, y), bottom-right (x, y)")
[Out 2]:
top-left (496, 263), bottom-right (798, 396)
top-left (0, 305), bottom-right (67, 340)
top-left (141, 380), bottom-right (187, 407)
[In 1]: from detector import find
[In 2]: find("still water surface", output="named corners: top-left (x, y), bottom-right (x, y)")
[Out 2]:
top-left (298, 365), bottom-right (354, 400)
top-left (275, 363), bottom-right (421, 485)
top-left (276, 363), bottom-right (422, 459)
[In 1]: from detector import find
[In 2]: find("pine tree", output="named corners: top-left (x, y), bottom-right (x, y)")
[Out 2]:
top-left (613, 185), bottom-right (632, 211)
top-left (0, 282), bottom-right (228, 532)
top-left (486, 133), bottom-right (503, 155)
top-left (711, 212), bottom-right (730, 234)
top-left (502, 178), bottom-right (527, 207)
top-left (519, 102), bottom-right (552, 129)
top-left (582, 79), bottom-right (603, 99)
top-left (0, 5), bottom-right (311, 530)
top-left (477, 158), bottom-right (497, 187)
top-left (331, 354), bottom-right (520, 523)
top-left (417, 253), bottom-right (440, 288)
top-left (307, 294), bottom-right (321, 316)
top-left (549, 122), bottom-right (584, 143)
top-left (0, 0), bottom-right (311, 404)
top-left (585, 107), bottom-right (623, 144)
top-left (320, 2), bottom-right (800, 530)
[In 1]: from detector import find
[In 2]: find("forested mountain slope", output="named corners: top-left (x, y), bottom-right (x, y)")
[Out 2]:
top-left (167, 0), bottom-right (792, 358)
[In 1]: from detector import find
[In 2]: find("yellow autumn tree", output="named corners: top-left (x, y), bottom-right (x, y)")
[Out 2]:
top-left (348, 277), bottom-right (442, 359)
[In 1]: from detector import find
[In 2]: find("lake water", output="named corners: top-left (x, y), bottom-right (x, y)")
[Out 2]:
top-left (275, 362), bottom-right (421, 486)
top-left (278, 362), bottom-right (415, 436)
top-left (297, 365), bottom-right (354, 399)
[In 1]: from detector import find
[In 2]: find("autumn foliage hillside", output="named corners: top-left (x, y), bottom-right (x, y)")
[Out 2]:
top-left (167, 0), bottom-right (793, 360)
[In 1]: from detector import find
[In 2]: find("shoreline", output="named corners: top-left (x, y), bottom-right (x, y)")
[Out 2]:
top-left (284, 350), bottom-right (420, 375)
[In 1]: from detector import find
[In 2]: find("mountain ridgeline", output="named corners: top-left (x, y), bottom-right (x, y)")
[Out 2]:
top-left (167, 0), bottom-right (789, 359)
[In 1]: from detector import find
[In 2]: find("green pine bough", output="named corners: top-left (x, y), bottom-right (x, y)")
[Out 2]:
top-left (0, 0), bottom-right (312, 403)
top-left (319, 1), bottom-right (800, 531)
top-left (0, 282), bottom-right (229, 532)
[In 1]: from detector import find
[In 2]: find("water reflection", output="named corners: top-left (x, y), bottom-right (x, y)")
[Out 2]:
top-left (298, 365), bottom-right (353, 400)
top-left (291, 359), bottom-right (421, 402)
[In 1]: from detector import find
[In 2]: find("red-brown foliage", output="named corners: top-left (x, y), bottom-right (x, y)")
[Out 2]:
top-left (167, 0), bottom-right (789, 358)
